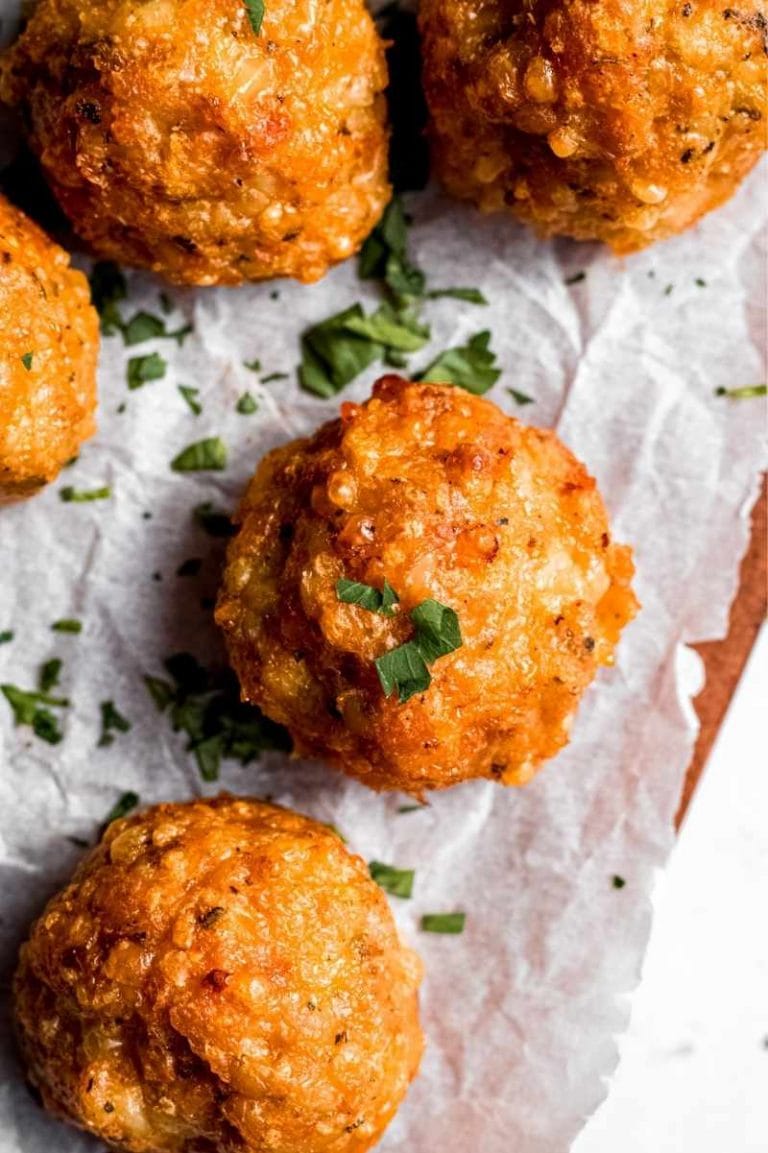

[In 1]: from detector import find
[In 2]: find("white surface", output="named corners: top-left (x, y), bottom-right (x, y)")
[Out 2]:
top-left (575, 624), bottom-right (768, 1153)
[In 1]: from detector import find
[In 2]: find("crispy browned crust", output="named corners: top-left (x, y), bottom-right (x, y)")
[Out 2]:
top-left (419, 0), bottom-right (768, 251)
top-left (0, 194), bottom-right (98, 503)
top-left (216, 377), bottom-right (639, 793)
top-left (0, 0), bottom-right (390, 285)
top-left (14, 795), bottom-right (423, 1153)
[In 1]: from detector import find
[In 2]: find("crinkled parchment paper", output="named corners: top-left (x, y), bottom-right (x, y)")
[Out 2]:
top-left (0, 3), bottom-right (765, 1145)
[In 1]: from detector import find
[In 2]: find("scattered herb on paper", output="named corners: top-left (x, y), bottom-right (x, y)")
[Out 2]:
top-left (38, 658), bottom-right (62, 693)
top-left (236, 392), bottom-right (258, 415)
top-left (612, 875), bottom-right (626, 889)
top-left (507, 387), bottom-right (534, 407)
top-left (565, 271), bottom-right (586, 285)
top-left (171, 438), bottom-right (227, 472)
top-left (714, 384), bottom-right (766, 400)
top-left (104, 790), bottom-right (139, 822)
top-left (60, 485), bottom-right (111, 503)
top-left (369, 861), bottom-right (415, 898)
top-left (1, 683), bottom-right (69, 744)
top-left (421, 912), bottom-right (466, 934)
top-left (418, 331), bottom-right (501, 395)
top-left (0, 631), bottom-right (14, 644)
top-left (89, 261), bottom-right (127, 335)
top-left (127, 351), bottom-right (166, 390)
top-left (52, 619), bottom-right (82, 633)
top-left (98, 701), bottom-right (131, 747)
top-left (178, 385), bottom-right (202, 415)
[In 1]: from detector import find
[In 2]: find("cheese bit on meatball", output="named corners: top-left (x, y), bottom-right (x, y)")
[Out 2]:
top-left (14, 796), bottom-right (424, 1153)
top-left (0, 195), bottom-right (98, 503)
top-left (0, 0), bottom-right (390, 286)
top-left (216, 376), bottom-right (639, 794)
top-left (419, 0), bottom-right (767, 251)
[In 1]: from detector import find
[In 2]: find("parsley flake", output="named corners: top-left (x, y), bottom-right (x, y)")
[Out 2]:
top-left (105, 790), bottom-right (139, 822)
top-left (52, 619), bottom-right (82, 633)
top-left (89, 262), bottom-right (127, 335)
top-left (421, 912), bottom-right (466, 934)
top-left (612, 875), bottom-right (626, 889)
top-left (123, 311), bottom-right (191, 347)
top-left (359, 197), bottom-right (425, 305)
top-left (1, 683), bottom-right (69, 744)
top-left (171, 437), bottom-right (227, 472)
top-left (565, 271), bottom-right (586, 285)
top-left (236, 392), bottom-right (258, 415)
top-left (418, 331), bottom-right (501, 395)
top-left (375, 597), bottom-right (462, 703)
top-left (178, 385), bottom-right (202, 415)
top-left (60, 485), bottom-right (111, 503)
top-left (299, 305), bottom-right (384, 397)
top-left (243, 358), bottom-right (262, 373)
top-left (39, 658), bottom-right (62, 693)
top-left (369, 861), bottom-right (415, 898)
top-left (715, 384), bottom-right (767, 400)
top-left (98, 701), bottom-right (131, 747)
top-left (21, 352), bottom-right (33, 371)
top-left (336, 578), bottom-right (399, 616)
top-left (260, 372), bottom-right (288, 383)
top-left (0, 630), bottom-right (14, 644)
top-left (244, 0), bottom-right (265, 34)
top-left (127, 351), bottom-right (166, 390)
top-left (426, 287), bottom-right (487, 305)
top-left (507, 387), bottom-right (534, 407)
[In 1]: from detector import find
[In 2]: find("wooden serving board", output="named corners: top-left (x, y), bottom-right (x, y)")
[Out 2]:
top-left (676, 477), bottom-right (767, 826)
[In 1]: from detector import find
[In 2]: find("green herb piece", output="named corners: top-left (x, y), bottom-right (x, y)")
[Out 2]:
top-left (176, 557), bottom-right (202, 577)
top-left (322, 822), bottom-right (347, 842)
top-left (127, 351), bottom-right (166, 390)
top-left (397, 804), bottom-right (424, 813)
top-left (375, 641), bottom-right (431, 703)
top-left (410, 599), bottom-right (462, 662)
top-left (89, 262), bottom-right (127, 335)
top-left (612, 875), bottom-right (626, 889)
top-left (159, 292), bottom-right (173, 315)
top-left (193, 502), bottom-right (235, 538)
top-left (664, 283), bottom-right (674, 296)
top-left (508, 387), bottom-right (534, 407)
top-left (52, 619), bottom-right (82, 633)
top-left (260, 372), bottom-right (288, 383)
top-left (359, 197), bottom-right (425, 304)
top-left (369, 861), bottom-right (415, 898)
top-left (21, 352), bottom-right (33, 371)
top-left (171, 437), bottom-right (227, 472)
top-left (343, 303), bottom-right (430, 353)
top-left (426, 287), bottom-right (487, 305)
top-left (60, 485), bottom-right (111, 503)
top-left (418, 331), bottom-right (501, 395)
top-left (39, 658), bottom-right (62, 693)
top-left (714, 384), bottom-right (767, 400)
top-left (236, 392), bottom-right (258, 415)
top-left (336, 578), bottom-right (399, 616)
top-left (244, 0), bottom-right (265, 34)
top-left (384, 348), bottom-right (409, 369)
top-left (243, 358), bottom-right (262, 372)
top-left (1, 684), bottom-right (69, 744)
top-left (143, 652), bottom-right (290, 781)
top-left (300, 305), bottom-right (383, 398)
top-left (178, 385), bottom-right (202, 415)
top-left (123, 311), bottom-right (165, 345)
top-left (98, 701), bottom-right (131, 747)
top-left (565, 271), bottom-right (586, 285)
top-left (695, 277), bottom-right (707, 287)
top-left (105, 790), bottom-right (139, 822)
top-left (0, 630), bottom-right (14, 644)
top-left (421, 912), bottom-right (466, 934)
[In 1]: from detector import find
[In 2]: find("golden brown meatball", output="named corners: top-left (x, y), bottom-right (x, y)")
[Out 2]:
top-left (419, 0), bottom-right (768, 251)
top-left (216, 377), bottom-right (638, 794)
top-left (0, 195), bottom-right (98, 503)
top-left (14, 795), bottom-right (423, 1153)
top-left (0, 0), bottom-right (390, 286)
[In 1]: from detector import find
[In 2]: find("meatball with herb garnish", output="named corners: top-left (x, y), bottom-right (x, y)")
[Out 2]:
top-left (0, 194), bottom-right (98, 503)
top-left (0, 0), bottom-right (390, 286)
top-left (216, 376), bottom-right (638, 794)
top-left (419, 0), bottom-right (767, 251)
top-left (14, 795), bottom-right (424, 1153)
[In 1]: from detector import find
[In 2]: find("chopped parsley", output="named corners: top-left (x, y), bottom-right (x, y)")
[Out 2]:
top-left (178, 385), bottom-right (202, 415)
top-left (1, 683), bottom-right (69, 744)
top-left (418, 331), bottom-right (501, 395)
top-left (426, 287), bottom-right (487, 305)
top-left (123, 311), bottom-right (192, 347)
top-left (171, 437), bottom-right (227, 472)
top-left (244, 0), bottom-right (265, 34)
top-left (715, 384), bottom-right (766, 399)
top-left (397, 804), bottom-right (424, 813)
top-left (159, 291), bottom-right (174, 315)
top-left (143, 652), bottom-right (290, 781)
top-left (695, 277), bottom-right (707, 287)
top-left (89, 261), bottom-right (127, 335)
top-left (508, 387), bottom-right (534, 407)
top-left (359, 197), bottom-right (426, 305)
top-left (60, 485), bottom-right (111, 502)
top-left (236, 391), bottom-right (258, 415)
top-left (565, 271), bottom-right (586, 285)
top-left (0, 630), bottom-right (13, 644)
top-left (612, 875), bottom-right (626, 889)
top-left (39, 658), bottom-right (62, 693)
top-left (260, 372), bottom-right (288, 383)
top-left (52, 619), bottom-right (82, 633)
top-left (299, 305), bottom-right (388, 397)
top-left (105, 790), bottom-right (139, 822)
top-left (176, 557), bottom-right (203, 577)
top-left (376, 598), bottom-right (462, 703)
top-left (193, 501), bottom-right (235, 537)
top-left (243, 358), bottom-right (262, 372)
top-left (127, 351), bottom-right (166, 390)
top-left (98, 701), bottom-right (131, 747)
top-left (336, 578), bottom-right (399, 616)
top-left (21, 352), bottom-right (33, 371)
top-left (369, 861), bottom-right (415, 898)
top-left (421, 912), bottom-right (466, 934)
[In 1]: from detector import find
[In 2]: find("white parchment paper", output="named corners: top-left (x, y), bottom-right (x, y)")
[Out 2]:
top-left (0, 8), bottom-right (765, 1144)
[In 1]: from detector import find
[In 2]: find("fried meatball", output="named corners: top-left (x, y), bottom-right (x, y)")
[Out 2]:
top-left (14, 795), bottom-right (423, 1153)
top-left (419, 0), bottom-right (768, 251)
top-left (216, 377), bottom-right (638, 794)
top-left (0, 195), bottom-right (98, 503)
top-left (0, 0), bottom-right (389, 286)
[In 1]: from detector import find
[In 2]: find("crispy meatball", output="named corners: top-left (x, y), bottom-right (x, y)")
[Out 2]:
top-left (0, 0), bottom-right (389, 286)
top-left (419, 0), bottom-right (768, 251)
top-left (0, 195), bottom-right (98, 503)
top-left (14, 795), bottom-right (423, 1153)
top-left (216, 377), bottom-right (638, 794)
